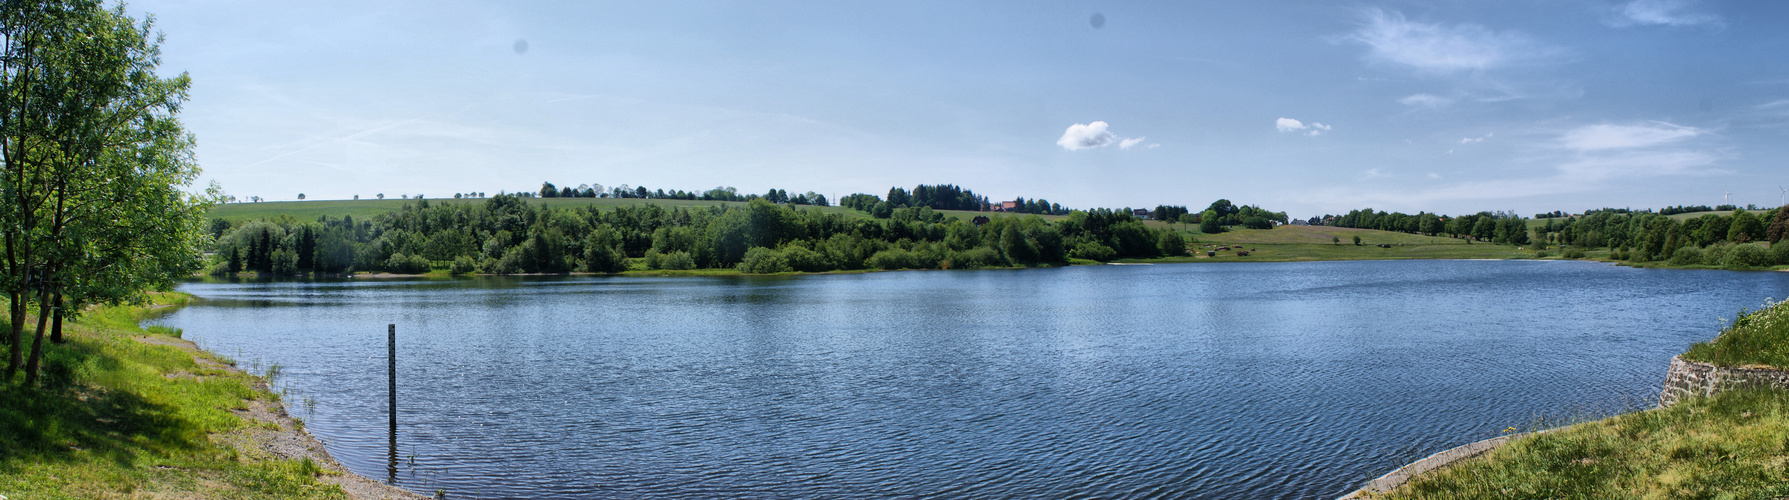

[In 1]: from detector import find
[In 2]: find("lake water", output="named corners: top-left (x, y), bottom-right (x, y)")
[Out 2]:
top-left (153, 260), bottom-right (1789, 499)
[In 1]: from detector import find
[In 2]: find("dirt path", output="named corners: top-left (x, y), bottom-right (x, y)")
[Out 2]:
top-left (136, 334), bottom-right (428, 500)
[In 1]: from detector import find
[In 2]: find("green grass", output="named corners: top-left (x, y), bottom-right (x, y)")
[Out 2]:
top-left (1372, 387), bottom-right (1789, 499)
top-left (0, 293), bottom-right (348, 499)
top-left (1683, 298), bottom-right (1789, 369)
top-left (1117, 225), bottom-right (1533, 263)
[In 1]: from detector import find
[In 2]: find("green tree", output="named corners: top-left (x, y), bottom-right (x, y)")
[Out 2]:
top-left (3, 2), bottom-right (209, 382)
top-left (1198, 209), bottom-right (1223, 233)
top-left (1729, 210), bottom-right (1765, 243)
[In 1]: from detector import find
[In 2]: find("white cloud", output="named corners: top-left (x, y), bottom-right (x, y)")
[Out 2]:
top-left (1348, 8), bottom-right (1549, 72)
top-left (1609, 0), bottom-right (1723, 28)
top-left (1399, 94), bottom-right (1453, 108)
top-left (1460, 132), bottom-right (1492, 144)
top-left (1277, 118), bottom-right (1330, 136)
top-left (1558, 122), bottom-right (1702, 151)
top-left (1427, 172), bottom-right (1442, 179)
top-left (1057, 121), bottom-right (1153, 151)
top-left (1056, 121), bottom-right (1116, 151)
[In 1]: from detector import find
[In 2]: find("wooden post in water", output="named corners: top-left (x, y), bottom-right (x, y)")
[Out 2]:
top-left (387, 323), bottom-right (398, 484)
top-left (388, 323), bottom-right (397, 432)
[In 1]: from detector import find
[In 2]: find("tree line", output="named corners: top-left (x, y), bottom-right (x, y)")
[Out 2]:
top-left (207, 195), bottom-right (1194, 277)
top-left (1325, 208), bottom-right (1532, 245)
top-left (533, 182), bottom-right (831, 206)
top-left (1536, 207), bottom-right (1789, 266)
top-left (838, 184), bottom-right (1070, 217)
top-left (1198, 199), bottom-right (1288, 233)
top-left (1, 2), bottom-right (211, 385)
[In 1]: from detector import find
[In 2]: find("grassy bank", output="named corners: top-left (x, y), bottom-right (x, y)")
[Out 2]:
top-left (0, 294), bottom-right (352, 499)
top-left (1372, 387), bottom-right (1789, 499)
top-left (1369, 299), bottom-right (1789, 498)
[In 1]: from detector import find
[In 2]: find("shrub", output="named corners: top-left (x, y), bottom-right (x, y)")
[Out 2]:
top-left (1157, 231), bottom-right (1188, 256)
top-left (1532, 250), bottom-right (1550, 258)
top-left (945, 247), bottom-right (1004, 269)
top-left (1722, 244), bottom-right (1773, 269)
top-left (1667, 247), bottom-right (1702, 266)
top-left (582, 243), bottom-right (627, 273)
top-left (1562, 249), bottom-right (1586, 259)
top-left (1772, 242), bottom-right (1789, 266)
top-left (780, 246), bottom-right (832, 272)
top-left (867, 248), bottom-right (918, 270)
top-left (1610, 249), bottom-right (1629, 261)
top-left (736, 247), bottom-right (791, 274)
top-left (383, 252), bottom-right (431, 274)
top-left (658, 250), bottom-right (696, 271)
top-left (1070, 241), bottom-right (1116, 261)
top-left (449, 255), bottom-right (477, 275)
top-left (1703, 244), bottom-right (1729, 265)
top-left (270, 248), bottom-right (299, 275)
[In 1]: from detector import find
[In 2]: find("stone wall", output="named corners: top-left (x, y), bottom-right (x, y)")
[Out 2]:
top-left (1658, 355), bottom-right (1789, 407)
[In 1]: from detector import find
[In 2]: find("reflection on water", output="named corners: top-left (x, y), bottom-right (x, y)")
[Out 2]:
top-left (157, 261), bottom-right (1789, 499)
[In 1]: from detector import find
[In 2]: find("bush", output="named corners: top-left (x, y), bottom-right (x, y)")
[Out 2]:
top-left (1667, 247), bottom-right (1702, 266)
top-left (1070, 241), bottom-right (1116, 261)
top-left (449, 255), bottom-right (477, 275)
top-left (1157, 231), bottom-right (1188, 256)
top-left (270, 248), bottom-right (299, 275)
top-left (1703, 244), bottom-right (1729, 265)
top-left (1773, 242), bottom-right (1789, 266)
top-left (384, 252), bottom-right (431, 274)
top-left (583, 243), bottom-right (627, 273)
top-left (867, 248), bottom-right (919, 270)
top-left (945, 247), bottom-right (1004, 269)
top-left (1562, 249), bottom-right (1586, 259)
top-left (658, 250), bottom-right (696, 270)
top-left (1532, 250), bottom-right (1550, 258)
top-left (1722, 244), bottom-right (1773, 269)
top-left (1241, 216), bottom-right (1272, 230)
top-left (736, 247), bottom-right (791, 274)
top-left (780, 246), bottom-right (833, 272)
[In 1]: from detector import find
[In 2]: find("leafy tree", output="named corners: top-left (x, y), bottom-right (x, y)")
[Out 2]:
top-left (3, 2), bottom-right (209, 382)
top-left (1199, 209), bottom-right (1223, 233)
top-left (540, 182), bottom-right (559, 198)
top-left (1729, 210), bottom-right (1765, 243)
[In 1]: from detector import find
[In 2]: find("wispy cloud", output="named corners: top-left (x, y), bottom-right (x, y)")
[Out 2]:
top-left (1276, 118), bottom-right (1331, 136)
top-left (1557, 122), bottom-right (1702, 151)
top-left (1607, 0), bottom-right (1723, 28)
top-left (1399, 94), bottom-right (1453, 108)
top-left (1347, 8), bottom-right (1554, 72)
top-left (1460, 132), bottom-right (1493, 144)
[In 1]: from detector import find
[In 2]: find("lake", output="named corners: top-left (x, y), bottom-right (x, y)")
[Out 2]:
top-left (153, 260), bottom-right (1789, 499)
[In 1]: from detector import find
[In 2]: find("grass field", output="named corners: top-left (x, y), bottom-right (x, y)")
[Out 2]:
top-left (0, 294), bottom-right (351, 499)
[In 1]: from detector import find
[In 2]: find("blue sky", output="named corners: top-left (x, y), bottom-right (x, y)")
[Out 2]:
top-left (133, 0), bottom-right (1789, 218)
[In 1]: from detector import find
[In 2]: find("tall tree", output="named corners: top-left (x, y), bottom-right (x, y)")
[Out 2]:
top-left (3, 1), bottom-right (209, 383)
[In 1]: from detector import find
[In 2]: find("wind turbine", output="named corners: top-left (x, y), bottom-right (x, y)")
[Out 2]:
top-left (1780, 186), bottom-right (1786, 207)
top-left (1723, 190), bottom-right (1731, 206)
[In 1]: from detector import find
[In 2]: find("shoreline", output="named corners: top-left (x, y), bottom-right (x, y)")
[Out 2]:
top-left (140, 298), bottom-right (428, 500)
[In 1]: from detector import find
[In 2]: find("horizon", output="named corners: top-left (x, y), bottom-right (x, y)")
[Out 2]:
top-left (132, 1), bottom-right (1789, 218)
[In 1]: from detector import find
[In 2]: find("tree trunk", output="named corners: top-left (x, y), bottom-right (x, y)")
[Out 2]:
top-left (49, 292), bottom-right (64, 344)
top-left (5, 291), bottom-right (22, 380)
top-left (23, 290), bottom-right (50, 385)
